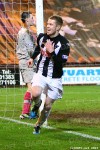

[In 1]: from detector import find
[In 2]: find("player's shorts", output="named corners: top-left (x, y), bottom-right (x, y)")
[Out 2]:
top-left (19, 59), bottom-right (35, 83)
top-left (32, 73), bottom-right (63, 100)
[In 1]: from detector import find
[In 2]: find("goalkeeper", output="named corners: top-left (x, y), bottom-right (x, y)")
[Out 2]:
top-left (16, 11), bottom-right (45, 119)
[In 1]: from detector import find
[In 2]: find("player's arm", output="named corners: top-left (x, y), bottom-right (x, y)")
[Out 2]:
top-left (16, 32), bottom-right (26, 54)
top-left (31, 33), bottom-right (44, 59)
top-left (27, 33), bottom-right (43, 66)
top-left (27, 45), bottom-right (40, 67)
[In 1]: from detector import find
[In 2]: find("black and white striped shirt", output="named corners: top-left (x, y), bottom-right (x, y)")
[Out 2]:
top-left (31, 33), bottom-right (70, 78)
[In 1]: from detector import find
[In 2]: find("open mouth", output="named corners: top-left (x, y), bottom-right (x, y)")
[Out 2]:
top-left (47, 29), bottom-right (51, 32)
top-left (47, 28), bottom-right (51, 32)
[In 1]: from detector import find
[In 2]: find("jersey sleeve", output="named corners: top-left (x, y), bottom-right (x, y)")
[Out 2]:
top-left (16, 29), bottom-right (35, 60)
top-left (31, 33), bottom-right (44, 59)
top-left (24, 32), bottom-right (35, 51)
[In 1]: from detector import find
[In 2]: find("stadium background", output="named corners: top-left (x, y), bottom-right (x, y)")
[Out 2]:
top-left (0, 0), bottom-right (100, 86)
top-left (0, 1), bottom-right (100, 149)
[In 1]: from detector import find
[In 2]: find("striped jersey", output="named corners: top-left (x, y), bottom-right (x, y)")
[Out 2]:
top-left (31, 33), bottom-right (70, 78)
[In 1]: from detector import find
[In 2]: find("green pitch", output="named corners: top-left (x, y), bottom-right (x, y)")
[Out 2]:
top-left (0, 85), bottom-right (100, 150)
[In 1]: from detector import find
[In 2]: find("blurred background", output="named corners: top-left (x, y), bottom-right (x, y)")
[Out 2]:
top-left (0, 0), bottom-right (100, 86)
top-left (0, 0), bottom-right (100, 64)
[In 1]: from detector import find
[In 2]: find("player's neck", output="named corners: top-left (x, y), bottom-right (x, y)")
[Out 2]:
top-left (49, 32), bottom-right (59, 38)
top-left (23, 23), bottom-right (30, 30)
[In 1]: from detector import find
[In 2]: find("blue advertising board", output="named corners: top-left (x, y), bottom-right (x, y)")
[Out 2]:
top-left (62, 67), bottom-right (100, 84)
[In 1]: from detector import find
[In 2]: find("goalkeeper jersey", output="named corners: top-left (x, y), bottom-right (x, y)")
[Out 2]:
top-left (16, 27), bottom-right (35, 61)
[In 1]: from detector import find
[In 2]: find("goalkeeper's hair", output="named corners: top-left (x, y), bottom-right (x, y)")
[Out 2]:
top-left (21, 12), bottom-right (32, 23)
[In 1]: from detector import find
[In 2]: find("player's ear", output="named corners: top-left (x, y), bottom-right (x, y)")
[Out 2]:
top-left (25, 18), bottom-right (28, 23)
top-left (56, 25), bottom-right (61, 31)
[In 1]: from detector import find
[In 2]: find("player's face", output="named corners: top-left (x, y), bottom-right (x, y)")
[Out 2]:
top-left (47, 19), bottom-right (60, 37)
top-left (26, 14), bottom-right (34, 26)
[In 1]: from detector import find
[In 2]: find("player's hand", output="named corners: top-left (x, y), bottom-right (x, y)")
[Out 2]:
top-left (45, 39), bottom-right (55, 53)
top-left (27, 58), bottom-right (33, 67)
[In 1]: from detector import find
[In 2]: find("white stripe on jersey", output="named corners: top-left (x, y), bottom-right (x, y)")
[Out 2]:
top-left (55, 42), bottom-right (61, 55)
top-left (47, 60), bottom-right (53, 77)
top-left (38, 56), bottom-right (53, 78)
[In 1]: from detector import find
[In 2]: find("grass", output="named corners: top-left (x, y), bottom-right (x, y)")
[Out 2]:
top-left (0, 85), bottom-right (100, 150)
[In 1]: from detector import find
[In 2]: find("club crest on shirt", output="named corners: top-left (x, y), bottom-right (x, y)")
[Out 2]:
top-left (62, 55), bottom-right (68, 60)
